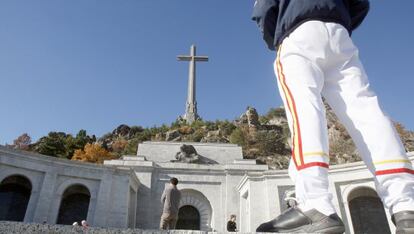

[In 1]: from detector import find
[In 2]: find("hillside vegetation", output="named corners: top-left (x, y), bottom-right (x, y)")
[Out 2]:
top-left (8, 105), bottom-right (414, 169)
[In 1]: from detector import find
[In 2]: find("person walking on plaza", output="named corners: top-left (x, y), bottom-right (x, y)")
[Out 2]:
top-left (252, 0), bottom-right (414, 233)
top-left (160, 177), bottom-right (181, 230)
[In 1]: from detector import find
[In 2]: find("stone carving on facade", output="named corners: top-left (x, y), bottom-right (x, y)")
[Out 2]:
top-left (172, 144), bottom-right (217, 164)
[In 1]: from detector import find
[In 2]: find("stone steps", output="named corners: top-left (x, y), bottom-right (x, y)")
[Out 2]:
top-left (0, 222), bottom-right (281, 234)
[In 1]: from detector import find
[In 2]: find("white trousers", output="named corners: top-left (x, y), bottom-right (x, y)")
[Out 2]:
top-left (275, 21), bottom-right (414, 216)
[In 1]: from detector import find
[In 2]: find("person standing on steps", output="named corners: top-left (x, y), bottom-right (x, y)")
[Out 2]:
top-left (160, 177), bottom-right (181, 230)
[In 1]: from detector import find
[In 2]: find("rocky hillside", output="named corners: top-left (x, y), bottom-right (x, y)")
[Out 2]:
top-left (95, 105), bottom-right (414, 169)
top-left (9, 105), bottom-right (414, 170)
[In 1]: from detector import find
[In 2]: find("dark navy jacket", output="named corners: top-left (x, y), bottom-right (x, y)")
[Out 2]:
top-left (252, 0), bottom-right (370, 50)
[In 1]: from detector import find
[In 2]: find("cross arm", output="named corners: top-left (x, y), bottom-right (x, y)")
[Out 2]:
top-left (194, 56), bottom-right (209, 62)
top-left (177, 56), bottom-right (192, 61)
top-left (177, 56), bottom-right (209, 62)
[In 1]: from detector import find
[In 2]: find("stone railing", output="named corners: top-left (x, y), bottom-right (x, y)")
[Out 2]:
top-left (0, 221), bottom-right (215, 234)
top-left (0, 221), bottom-right (273, 234)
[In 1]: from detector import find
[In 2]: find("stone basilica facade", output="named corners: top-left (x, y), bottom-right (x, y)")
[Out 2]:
top-left (1, 142), bottom-right (413, 233)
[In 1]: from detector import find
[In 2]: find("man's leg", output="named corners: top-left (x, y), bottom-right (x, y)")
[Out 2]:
top-left (169, 215), bottom-right (178, 230)
top-left (275, 21), bottom-right (335, 216)
top-left (322, 22), bottom-right (414, 233)
top-left (256, 21), bottom-right (345, 233)
top-left (159, 213), bottom-right (169, 230)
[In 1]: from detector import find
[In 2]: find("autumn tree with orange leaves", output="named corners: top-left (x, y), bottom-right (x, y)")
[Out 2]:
top-left (72, 143), bottom-right (115, 164)
top-left (12, 133), bottom-right (32, 150)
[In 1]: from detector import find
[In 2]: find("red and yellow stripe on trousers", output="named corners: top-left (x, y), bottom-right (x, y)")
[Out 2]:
top-left (276, 46), bottom-right (329, 171)
top-left (374, 159), bottom-right (414, 176)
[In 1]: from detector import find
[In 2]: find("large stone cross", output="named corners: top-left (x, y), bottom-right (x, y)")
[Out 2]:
top-left (177, 45), bottom-right (209, 124)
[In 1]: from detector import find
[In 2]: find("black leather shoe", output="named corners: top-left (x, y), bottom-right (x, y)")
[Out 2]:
top-left (392, 211), bottom-right (414, 234)
top-left (256, 207), bottom-right (345, 233)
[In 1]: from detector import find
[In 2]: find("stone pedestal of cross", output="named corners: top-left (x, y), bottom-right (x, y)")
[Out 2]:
top-left (177, 45), bottom-right (209, 124)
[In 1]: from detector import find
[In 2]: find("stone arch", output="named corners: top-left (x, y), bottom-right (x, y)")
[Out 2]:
top-left (0, 173), bottom-right (34, 188)
top-left (347, 186), bottom-right (378, 202)
top-left (347, 186), bottom-right (390, 234)
top-left (56, 184), bottom-right (91, 225)
top-left (176, 205), bottom-right (200, 230)
top-left (55, 180), bottom-right (96, 199)
top-left (179, 189), bottom-right (213, 231)
top-left (0, 174), bottom-right (32, 221)
top-left (50, 178), bottom-right (97, 224)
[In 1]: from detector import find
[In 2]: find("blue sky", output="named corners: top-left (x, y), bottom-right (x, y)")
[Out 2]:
top-left (1, 1), bottom-right (413, 144)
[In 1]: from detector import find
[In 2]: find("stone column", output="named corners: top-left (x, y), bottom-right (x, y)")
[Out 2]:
top-left (247, 179), bottom-right (269, 232)
top-left (225, 172), bottom-right (243, 229)
top-left (188, 45), bottom-right (196, 107)
top-left (106, 175), bottom-right (130, 228)
top-left (23, 189), bottom-right (40, 222)
top-left (32, 171), bottom-right (58, 223)
top-left (134, 169), bottom-right (155, 229)
top-left (92, 173), bottom-right (114, 227)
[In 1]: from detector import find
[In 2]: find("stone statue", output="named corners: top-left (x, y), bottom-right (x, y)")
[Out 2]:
top-left (235, 106), bottom-right (260, 128)
top-left (246, 106), bottom-right (260, 127)
top-left (172, 144), bottom-right (218, 164)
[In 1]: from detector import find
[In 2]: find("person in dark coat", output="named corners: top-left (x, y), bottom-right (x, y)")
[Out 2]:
top-left (227, 214), bottom-right (237, 232)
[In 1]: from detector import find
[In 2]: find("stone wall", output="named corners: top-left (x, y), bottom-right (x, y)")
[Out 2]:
top-left (0, 146), bottom-right (140, 228)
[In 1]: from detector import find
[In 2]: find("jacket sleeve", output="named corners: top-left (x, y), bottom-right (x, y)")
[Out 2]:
top-left (349, 0), bottom-right (370, 30)
top-left (251, 0), bottom-right (279, 50)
